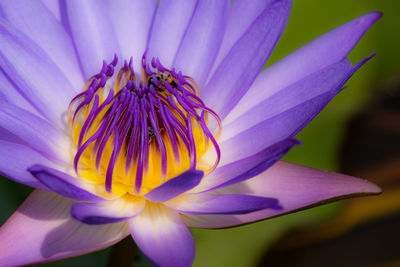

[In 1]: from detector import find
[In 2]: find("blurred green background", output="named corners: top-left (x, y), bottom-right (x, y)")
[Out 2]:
top-left (1, 0), bottom-right (399, 266)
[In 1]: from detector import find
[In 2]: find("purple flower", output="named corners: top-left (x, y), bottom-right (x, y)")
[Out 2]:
top-left (0, 0), bottom-right (381, 266)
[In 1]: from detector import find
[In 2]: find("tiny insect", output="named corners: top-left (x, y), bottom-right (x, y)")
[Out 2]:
top-left (148, 73), bottom-right (177, 93)
top-left (148, 76), bottom-right (164, 92)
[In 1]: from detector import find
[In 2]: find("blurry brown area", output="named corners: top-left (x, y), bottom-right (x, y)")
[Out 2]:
top-left (107, 236), bottom-right (137, 267)
top-left (258, 75), bottom-right (400, 267)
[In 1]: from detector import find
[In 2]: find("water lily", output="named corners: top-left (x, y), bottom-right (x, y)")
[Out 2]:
top-left (0, 0), bottom-right (381, 266)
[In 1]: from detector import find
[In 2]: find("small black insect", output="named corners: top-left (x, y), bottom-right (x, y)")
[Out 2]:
top-left (148, 126), bottom-right (155, 144)
top-left (148, 73), bottom-right (179, 93)
top-left (148, 76), bottom-right (165, 93)
top-left (168, 76), bottom-right (177, 89)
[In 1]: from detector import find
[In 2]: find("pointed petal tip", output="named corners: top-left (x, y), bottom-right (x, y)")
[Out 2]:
top-left (70, 197), bottom-right (145, 225)
top-left (330, 171), bottom-right (383, 197)
top-left (144, 169), bottom-right (204, 203)
top-left (27, 164), bottom-right (42, 173)
top-left (182, 162), bottom-right (384, 229)
top-left (355, 11), bottom-right (382, 31)
top-left (358, 179), bottom-right (382, 195)
top-left (28, 164), bottom-right (104, 202)
top-left (363, 53), bottom-right (377, 62)
top-left (365, 11), bottom-right (383, 21)
top-left (70, 211), bottom-right (128, 225)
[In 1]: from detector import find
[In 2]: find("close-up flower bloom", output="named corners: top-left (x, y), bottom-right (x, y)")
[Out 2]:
top-left (0, 0), bottom-right (382, 266)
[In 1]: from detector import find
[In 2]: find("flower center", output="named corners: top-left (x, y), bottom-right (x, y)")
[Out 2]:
top-left (68, 54), bottom-right (221, 195)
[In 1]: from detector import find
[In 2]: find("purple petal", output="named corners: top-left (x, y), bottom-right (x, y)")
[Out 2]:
top-left (182, 161), bottom-right (381, 228)
top-left (129, 203), bottom-right (195, 267)
top-left (147, 0), bottom-right (197, 68)
top-left (210, 0), bottom-right (274, 75)
top-left (41, 0), bottom-right (61, 21)
top-left (28, 165), bottom-right (105, 202)
top-left (71, 196), bottom-right (145, 225)
top-left (227, 12), bottom-right (381, 120)
top-left (0, 127), bottom-right (21, 143)
top-left (0, 68), bottom-right (41, 116)
top-left (218, 91), bottom-right (337, 166)
top-left (0, 99), bottom-right (67, 160)
top-left (144, 170), bottom-right (204, 203)
top-left (166, 193), bottom-right (281, 215)
top-left (106, 0), bottom-right (158, 74)
top-left (223, 59), bottom-right (357, 139)
top-left (203, 0), bottom-right (291, 119)
top-left (216, 57), bottom-right (371, 166)
top-left (0, 141), bottom-right (51, 190)
top-left (65, 0), bottom-right (121, 79)
top-left (173, 0), bottom-right (229, 87)
top-left (0, 0), bottom-right (84, 90)
top-left (0, 190), bottom-right (129, 266)
top-left (0, 20), bottom-right (76, 123)
top-left (192, 139), bottom-right (299, 193)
